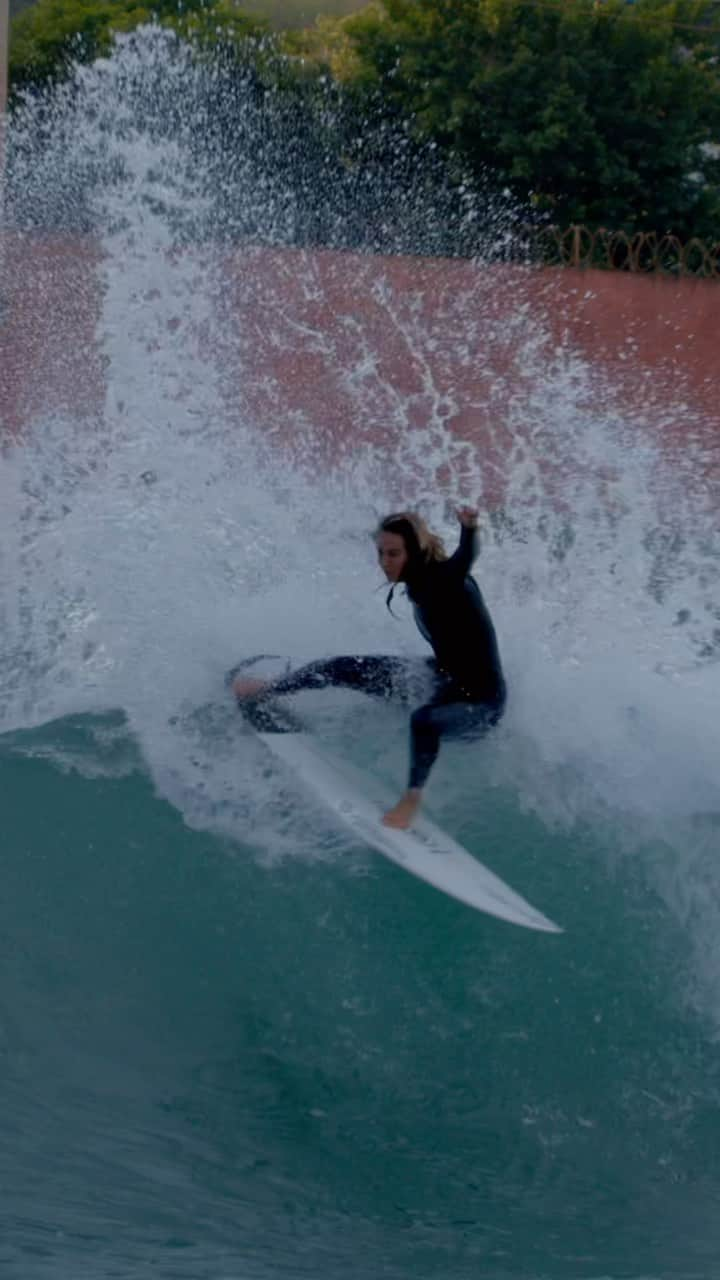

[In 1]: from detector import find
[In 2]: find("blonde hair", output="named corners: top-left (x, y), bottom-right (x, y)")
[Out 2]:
top-left (375, 511), bottom-right (446, 567)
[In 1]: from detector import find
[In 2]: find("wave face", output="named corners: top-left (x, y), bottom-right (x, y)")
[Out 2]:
top-left (2, 27), bottom-right (720, 1280)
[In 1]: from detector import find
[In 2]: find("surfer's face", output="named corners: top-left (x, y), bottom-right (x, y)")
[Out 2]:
top-left (377, 531), bottom-right (408, 583)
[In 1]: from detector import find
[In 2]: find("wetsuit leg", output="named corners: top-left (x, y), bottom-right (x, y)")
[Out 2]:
top-left (408, 691), bottom-right (505, 790)
top-left (271, 655), bottom-right (415, 701)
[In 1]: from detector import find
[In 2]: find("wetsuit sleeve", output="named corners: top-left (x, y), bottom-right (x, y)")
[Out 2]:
top-left (445, 524), bottom-right (479, 576)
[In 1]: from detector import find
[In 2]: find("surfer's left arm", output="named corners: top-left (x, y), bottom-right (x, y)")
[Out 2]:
top-left (446, 507), bottom-right (479, 575)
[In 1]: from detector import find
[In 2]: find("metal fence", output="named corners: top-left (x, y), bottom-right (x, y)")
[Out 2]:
top-left (531, 223), bottom-right (720, 278)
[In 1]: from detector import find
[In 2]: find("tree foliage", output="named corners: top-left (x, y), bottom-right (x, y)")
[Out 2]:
top-left (9, 0), bottom-right (267, 96)
top-left (9, 0), bottom-right (720, 237)
top-left (342, 0), bottom-right (720, 237)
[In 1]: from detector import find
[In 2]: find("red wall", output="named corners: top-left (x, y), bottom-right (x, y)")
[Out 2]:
top-left (1, 233), bottom-right (104, 432)
top-left (2, 234), bottom-right (718, 498)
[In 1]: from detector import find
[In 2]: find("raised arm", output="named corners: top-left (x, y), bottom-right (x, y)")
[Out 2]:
top-left (445, 507), bottom-right (479, 575)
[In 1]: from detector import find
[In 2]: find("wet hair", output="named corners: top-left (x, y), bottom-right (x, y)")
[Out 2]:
top-left (376, 512), bottom-right (447, 566)
top-left (375, 511), bottom-right (446, 612)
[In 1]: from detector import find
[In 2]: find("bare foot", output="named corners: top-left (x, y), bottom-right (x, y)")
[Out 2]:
top-left (232, 675), bottom-right (270, 701)
top-left (382, 789), bottom-right (422, 829)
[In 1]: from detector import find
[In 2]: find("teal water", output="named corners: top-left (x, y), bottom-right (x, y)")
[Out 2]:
top-left (3, 26), bottom-right (720, 1280)
top-left (2, 713), bottom-right (720, 1280)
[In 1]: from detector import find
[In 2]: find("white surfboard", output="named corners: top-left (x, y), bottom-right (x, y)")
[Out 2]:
top-left (258, 730), bottom-right (561, 933)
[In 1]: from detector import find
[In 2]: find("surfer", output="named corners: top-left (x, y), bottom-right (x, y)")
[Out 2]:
top-left (232, 507), bottom-right (506, 829)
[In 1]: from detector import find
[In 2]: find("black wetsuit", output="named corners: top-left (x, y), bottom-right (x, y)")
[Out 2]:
top-left (250, 526), bottom-right (506, 790)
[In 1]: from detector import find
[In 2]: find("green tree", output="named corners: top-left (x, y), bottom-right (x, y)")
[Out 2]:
top-left (9, 0), bottom-right (266, 97)
top-left (343, 0), bottom-right (720, 237)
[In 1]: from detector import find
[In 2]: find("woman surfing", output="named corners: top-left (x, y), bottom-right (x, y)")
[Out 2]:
top-left (232, 506), bottom-right (506, 829)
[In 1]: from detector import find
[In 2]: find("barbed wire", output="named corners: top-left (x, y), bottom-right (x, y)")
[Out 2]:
top-left (526, 223), bottom-right (720, 277)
